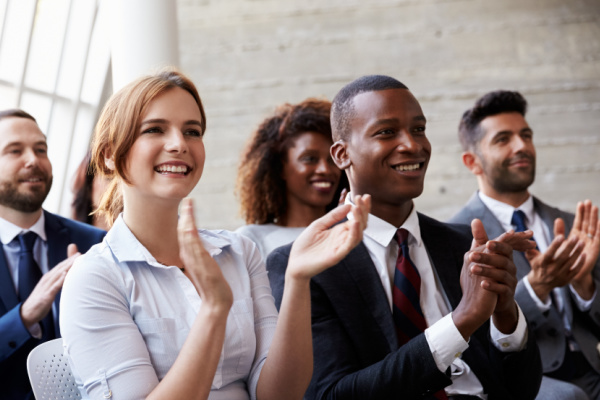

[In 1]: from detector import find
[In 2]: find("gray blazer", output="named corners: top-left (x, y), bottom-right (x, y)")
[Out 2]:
top-left (449, 193), bottom-right (600, 374)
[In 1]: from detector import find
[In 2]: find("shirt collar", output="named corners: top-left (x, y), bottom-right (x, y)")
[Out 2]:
top-left (345, 192), bottom-right (422, 248)
top-left (106, 214), bottom-right (231, 266)
top-left (0, 212), bottom-right (46, 245)
top-left (478, 191), bottom-right (535, 227)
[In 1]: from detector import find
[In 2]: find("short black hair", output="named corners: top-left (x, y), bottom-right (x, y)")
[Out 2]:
top-left (458, 90), bottom-right (527, 152)
top-left (331, 75), bottom-right (408, 141)
top-left (0, 109), bottom-right (37, 123)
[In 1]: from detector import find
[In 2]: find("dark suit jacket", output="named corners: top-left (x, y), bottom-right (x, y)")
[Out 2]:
top-left (0, 210), bottom-right (106, 400)
top-left (449, 193), bottom-right (600, 375)
top-left (267, 213), bottom-right (542, 400)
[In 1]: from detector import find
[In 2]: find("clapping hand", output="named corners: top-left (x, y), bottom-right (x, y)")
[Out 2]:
top-left (178, 198), bottom-right (233, 311)
top-left (569, 200), bottom-right (600, 299)
top-left (286, 194), bottom-right (371, 281)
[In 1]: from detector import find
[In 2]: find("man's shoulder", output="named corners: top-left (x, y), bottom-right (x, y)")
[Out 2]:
top-left (43, 210), bottom-right (106, 239)
top-left (418, 212), bottom-right (472, 238)
top-left (448, 193), bottom-right (484, 225)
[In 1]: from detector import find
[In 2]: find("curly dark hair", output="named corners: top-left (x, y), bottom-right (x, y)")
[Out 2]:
top-left (236, 98), bottom-right (348, 224)
top-left (458, 90), bottom-right (528, 152)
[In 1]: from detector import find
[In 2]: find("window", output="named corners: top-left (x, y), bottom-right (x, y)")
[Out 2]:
top-left (0, 0), bottom-right (111, 216)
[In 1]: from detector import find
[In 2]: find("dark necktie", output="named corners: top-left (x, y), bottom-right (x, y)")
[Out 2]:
top-left (392, 229), bottom-right (448, 400)
top-left (17, 231), bottom-right (55, 341)
top-left (392, 229), bottom-right (426, 344)
top-left (18, 232), bottom-right (42, 302)
top-left (511, 210), bottom-right (538, 250)
top-left (512, 210), bottom-right (576, 379)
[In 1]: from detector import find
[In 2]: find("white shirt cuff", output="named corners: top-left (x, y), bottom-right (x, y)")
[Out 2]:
top-left (523, 276), bottom-right (552, 312)
top-left (425, 313), bottom-right (469, 373)
top-left (490, 304), bottom-right (527, 352)
top-left (569, 285), bottom-right (597, 311)
top-left (28, 322), bottom-right (42, 339)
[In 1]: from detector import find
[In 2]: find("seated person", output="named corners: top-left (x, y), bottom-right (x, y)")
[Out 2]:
top-left (236, 98), bottom-right (347, 258)
top-left (60, 69), bottom-right (370, 400)
top-left (449, 89), bottom-right (600, 399)
top-left (267, 75), bottom-right (543, 399)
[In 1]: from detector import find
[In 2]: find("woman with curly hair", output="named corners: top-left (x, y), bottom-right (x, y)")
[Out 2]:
top-left (236, 98), bottom-right (347, 258)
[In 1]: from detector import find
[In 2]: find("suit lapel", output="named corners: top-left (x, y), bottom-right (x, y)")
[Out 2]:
top-left (43, 211), bottom-right (68, 337)
top-left (418, 214), bottom-right (464, 309)
top-left (0, 246), bottom-right (19, 312)
top-left (339, 243), bottom-right (398, 351)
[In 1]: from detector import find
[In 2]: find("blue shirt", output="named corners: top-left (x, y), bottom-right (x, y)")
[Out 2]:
top-left (60, 215), bottom-right (278, 400)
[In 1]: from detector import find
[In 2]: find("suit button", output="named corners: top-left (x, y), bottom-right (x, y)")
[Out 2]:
top-left (8, 341), bottom-right (16, 348)
top-left (548, 328), bottom-right (558, 337)
top-left (552, 361), bottom-right (560, 368)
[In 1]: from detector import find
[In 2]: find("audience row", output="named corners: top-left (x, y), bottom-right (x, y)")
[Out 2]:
top-left (1, 69), bottom-right (599, 400)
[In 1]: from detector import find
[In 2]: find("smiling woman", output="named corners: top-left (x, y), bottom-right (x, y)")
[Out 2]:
top-left (235, 99), bottom-right (348, 259)
top-left (58, 68), bottom-right (370, 400)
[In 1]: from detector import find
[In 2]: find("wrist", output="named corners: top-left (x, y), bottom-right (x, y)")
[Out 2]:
top-left (492, 302), bottom-right (518, 334)
top-left (527, 274), bottom-right (551, 302)
top-left (571, 274), bottom-right (595, 300)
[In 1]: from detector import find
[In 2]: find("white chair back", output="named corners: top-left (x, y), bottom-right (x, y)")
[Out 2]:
top-left (27, 338), bottom-right (82, 399)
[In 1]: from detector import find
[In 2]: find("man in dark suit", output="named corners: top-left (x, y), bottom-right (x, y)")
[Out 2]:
top-left (267, 76), bottom-right (542, 399)
top-left (449, 90), bottom-right (600, 399)
top-left (0, 109), bottom-right (106, 400)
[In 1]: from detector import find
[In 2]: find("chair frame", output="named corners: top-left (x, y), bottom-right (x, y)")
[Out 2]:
top-left (27, 338), bottom-right (82, 400)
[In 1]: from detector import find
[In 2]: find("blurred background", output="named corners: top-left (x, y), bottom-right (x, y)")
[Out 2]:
top-left (1, 0), bottom-right (598, 229)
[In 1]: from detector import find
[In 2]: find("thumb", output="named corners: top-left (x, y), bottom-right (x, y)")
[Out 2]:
top-left (554, 218), bottom-right (565, 238)
top-left (525, 248), bottom-right (540, 262)
top-left (470, 218), bottom-right (488, 249)
top-left (67, 243), bottom-right (79, 257)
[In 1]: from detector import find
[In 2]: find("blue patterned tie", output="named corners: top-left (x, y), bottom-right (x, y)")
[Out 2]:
top-left (18, 232), bottom-right (42, 302)
top-left (512, 210), bottom-right (538, 250)
top-left (17, 231), bottom-right (55, 340)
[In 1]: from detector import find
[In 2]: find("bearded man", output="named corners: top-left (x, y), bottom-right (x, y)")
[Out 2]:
top-left (0, 109), bottom-right (105, 400)
top-left (449, 91), bottom-right (600, 399)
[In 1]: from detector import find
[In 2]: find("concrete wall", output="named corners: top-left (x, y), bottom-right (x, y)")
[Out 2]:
top-left (177, 0), bottom-right (600, 229)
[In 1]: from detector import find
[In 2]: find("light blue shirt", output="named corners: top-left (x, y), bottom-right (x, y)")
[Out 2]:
top-left (0, 213), bottom-right (50, 338)
top-left (60, 215), bottom-right (278, 400)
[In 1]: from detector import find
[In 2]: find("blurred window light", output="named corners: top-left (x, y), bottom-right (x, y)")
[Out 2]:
top-left (0, 0), bottom-right (110, 216)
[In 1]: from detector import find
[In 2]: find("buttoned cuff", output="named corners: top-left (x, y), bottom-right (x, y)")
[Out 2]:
top-left (523, 276), bottom-right (552, 312)
top-left (28, 322), bottom-right (42, 339)
top-left (569, 285), bottom-right (596, 311)
top-left (425, 313), bottom-right (469, 373)
top-left (490, 304), bottom-right (527, 352)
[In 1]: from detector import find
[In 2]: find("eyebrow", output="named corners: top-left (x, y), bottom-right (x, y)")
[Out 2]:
top-left (3, 140), bottom-right (47, 148)
top-left (141, 118), bottom-right (202, 127)
top-left (372, 115), bottom-right (427, 126)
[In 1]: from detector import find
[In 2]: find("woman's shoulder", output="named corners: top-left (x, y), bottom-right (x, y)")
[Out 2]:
top-left (66, 240), bottom-right (124, 285)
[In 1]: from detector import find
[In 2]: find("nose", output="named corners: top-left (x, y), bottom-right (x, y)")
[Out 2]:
top-left (316, 158), bottom-right (333, 174)
top-left (511, 135), bottom-right (528, 152)
top-left (23, 148), bottom-right (40, 168)
top-left (396, 131), bottom-right (420, 153)
top-left (164, 129), bottom-right (188, 154)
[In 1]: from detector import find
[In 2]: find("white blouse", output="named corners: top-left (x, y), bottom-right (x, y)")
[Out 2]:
top-left (60, 215), bottom-right (278, 400)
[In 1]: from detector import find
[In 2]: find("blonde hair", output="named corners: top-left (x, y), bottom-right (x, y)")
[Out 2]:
top-left (91, 68), bottom-right (206, 227)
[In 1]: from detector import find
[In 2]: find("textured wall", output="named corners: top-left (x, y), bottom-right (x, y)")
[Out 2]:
top-left (177, 0), bottom-right (600, 229)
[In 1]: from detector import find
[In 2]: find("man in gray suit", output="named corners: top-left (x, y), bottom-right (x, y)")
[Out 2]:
top-left (449, 90), bottom-right (600, 399)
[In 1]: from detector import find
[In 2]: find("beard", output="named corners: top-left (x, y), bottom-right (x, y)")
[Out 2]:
top-left (483, 153), bottom-right (536, 194)
top-left (0, 169), bottom-right (53, 213)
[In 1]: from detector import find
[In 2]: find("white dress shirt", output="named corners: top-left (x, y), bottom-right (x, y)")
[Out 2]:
top-left (0, 213), bottom-right (50, 338)
top-left (347, 196), bottom-right (528, 398)
top-left (478, 192), bottom-right (595, 314)
top-left (60, 215), bottom-right (278, 400)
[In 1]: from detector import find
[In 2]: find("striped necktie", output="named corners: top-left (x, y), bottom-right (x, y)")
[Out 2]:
top-left (392, 229), bottom-right (448, 399)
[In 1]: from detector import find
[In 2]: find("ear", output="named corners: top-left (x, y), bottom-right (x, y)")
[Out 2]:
top-left (331, 140), bottom-right (351, 170)
top-left (103, 149), bottom-right (116, 171)
top-left (461, 151), bottom-right (483, 176)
